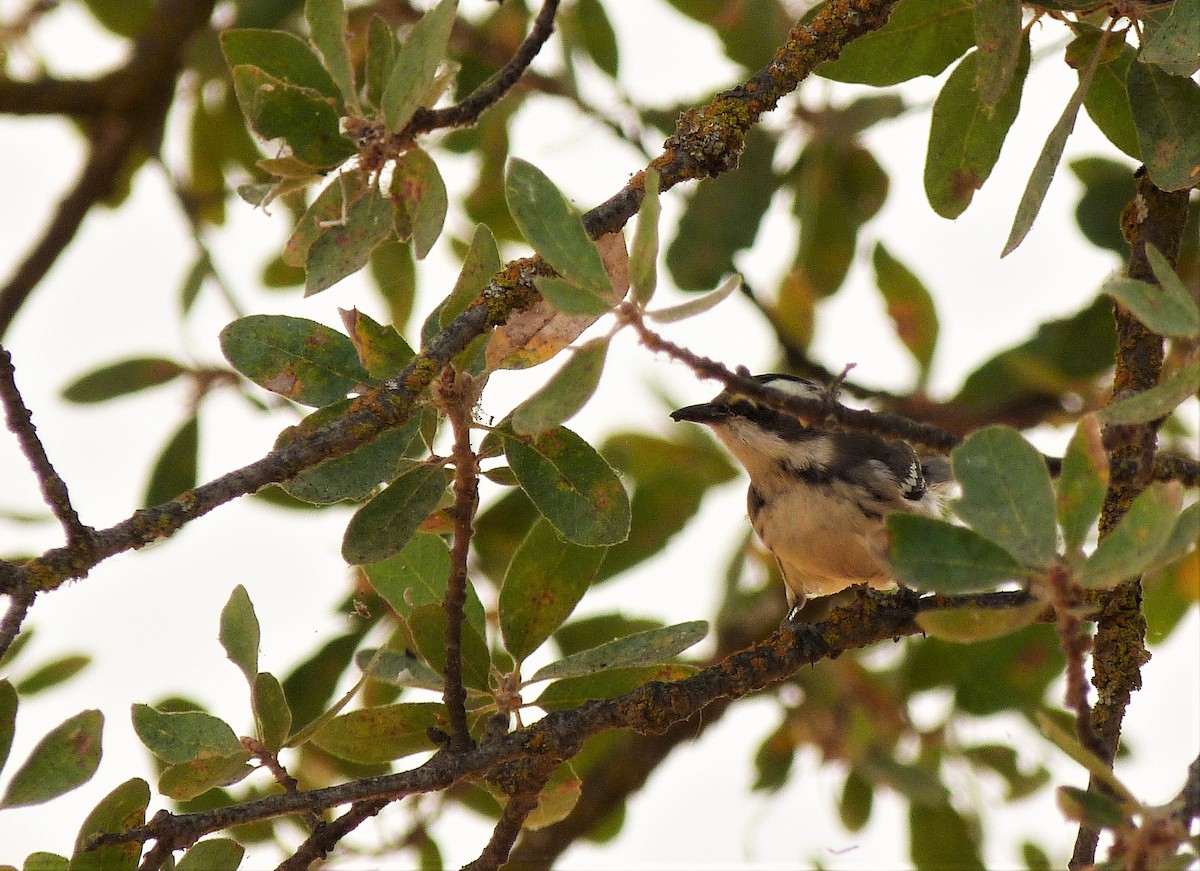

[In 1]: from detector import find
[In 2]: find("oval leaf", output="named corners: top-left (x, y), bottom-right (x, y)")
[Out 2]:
top-left (252, 672), bottom-right (292, 752)
top-left (504, 426), bottom-right (630, 547)
top-left (220, 314), bottom-right (368, 406)
top-left (143, 414), bottom-right (198, 508)
top-left (1127, 60), bottom-right (1200, 192)
top-left (61, 357), bottom-right (185, 404)
top-left (158, 752), bottom-right (253, 802)
top-left (915, 601), bottom-right (1043, 643)
top-left (381, 0), bottom-right (458, 133)
top-left (1056, 415), bottom-right (1109, 556)
top-left (533, 664), bottom-right (697, 712)
top-left (0, 709), bottom-right (103, 808)
top-left (630, 168), bottom-right (660, 305)
top-left (1101, 270), bottom-right (1200, 339)
top-left (130, 704), bottom-right (243, 765)
top-left (230, 65), bottom-right (355, 169)
top-left (311, 702), bottom-right (444, 764)
top-left (951, 426), bottom-right (1058, 567)
top-left (872, 243), bottom-right (938, 381)
top-left (512, 338), bottom-right (609, 435)
top-left (305, 185), bottom-right (395, 296)
top-left (0, 679), bottom-right (15, 774)
top-left (341, 464), bottom-right (451, 564)
top-left (221, 28), bottom-right (341, 101)
top-left (175, 839), bottom-right (246, 871)
top-left (1079, 483), bottom-right (1179, 589)
top-left (887, 513), bottom-right (1029, 593)
top-left (70, 777), bottom-right (149, 871)
top-left (390, 147), bottom-right (448, 260)
top-left (355, 647), bottom-right (445, 692)
top-left (528, 620), bottom-right (707, 684)
top-left (405, 602), bottom-right (492, 690)
top-left (305, 0), bottom-right (359, 111)
top-left (1099, 360), bottom-right (1200, 425)
top-left (219, 585), bottom-right (260, 686)
top-left (645, 273), bottom-right (741, 324)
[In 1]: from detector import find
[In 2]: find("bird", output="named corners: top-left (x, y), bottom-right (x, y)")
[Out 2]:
top-left (671, 373), bottom-right (953, 613)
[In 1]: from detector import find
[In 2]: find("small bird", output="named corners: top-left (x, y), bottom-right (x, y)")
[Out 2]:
top-left (671, 374), bottom-right (953, 612)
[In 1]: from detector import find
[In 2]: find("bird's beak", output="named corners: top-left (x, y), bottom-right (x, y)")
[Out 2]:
top-left (670, 402), bottom-right (728, 424)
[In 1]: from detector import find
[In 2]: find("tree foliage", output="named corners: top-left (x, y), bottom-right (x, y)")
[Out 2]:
top-left (0, 0), bottom-right (1198, 869)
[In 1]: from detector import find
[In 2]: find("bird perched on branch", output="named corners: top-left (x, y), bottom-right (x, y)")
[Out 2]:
top-left (671, 373), bottom-right (953, 613)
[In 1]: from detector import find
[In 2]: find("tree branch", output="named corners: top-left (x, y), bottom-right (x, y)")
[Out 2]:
top-left (276, 798), bottom-right (389, 871)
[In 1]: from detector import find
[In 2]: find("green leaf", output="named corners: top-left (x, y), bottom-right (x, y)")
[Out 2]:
top-left (1057, 785), bottom-right (1128, 829)
top-left (1127, 60), bottom-right (1200, 192)
top-left (381, 0), bottom-right (458, 132)
top-left (219, 314), bottom-right (369, 406)
top-left (306, 184), bottom-right (395, 296)
top-left (0, 709), bottom-right (103, 808)
top-left (341, 464), bottom-right (450, 564)
top-left (252, 672), bottom-right (292, 753)
top-left (972, 0), bottom-right (1023, 108)
top-left (1081, 40), bottom-right (1140, 160)
top-left (645, 273), bottom-right (742, 324)
top-left (158, 752), bottom-right (254, 802)
top-left (61, 357), bottom-right (185, 403)
top-left (219, 585), bottom-right (260, 686)
top-left (284, 170), bottom-right (370, 267)
top-left (533, 664), bottom-right (698, 711)
top-left (1147, 501), bottom-right (1200, 574)
top-left (499, 518), bottom-right (607, 662)
top-left (305, 0), bottom-right (359, 112)
top-left (553, 614), bottom-right (664, 657)
top-left (69, 778), bottom-right (149, 871)
top-left (21, 852), bottom-right (69, 871)
top-left (355, 647), bottom-right (444, 692)
top-left (221, 29), bottom-right (342, 102)
top-left (573, 0), bottom-right (619, 77)
top-left (529, 620), bottom-right (707, 683)
top-left (406, 602), bottom-right (492, 690)
top-left (908, 802), bottom-right (985, 871)
top-left (82, 0), bottom-right (154, 37)
top-left (1036, 711), bottom-right (1137, 803)
top-left (838, 769), bottom-right (873, 831)
top-left (143, 414), bottom-right (198, 507)
top-left (442, 224), bottom-right (502, 326)
top-left (512, 339), bottom-right (609, 434)
top-left (534, 276), bottom-right (613, 317)
top-left (0, 680), bottom-right (16, 775)
top-left (872, 243), bottom-right (938, 382)
top-left (630, 168), bottom-right (660, 306)
top-left (1056, 415), bottom-right (1109, 556)
top-left (365, 15), bottom-right (398, 109)
top-left (504, 426), bottom-right (631, 547)
top-left (915, 600), bottom-right (1043, 643)
top-left (521, 761), bottom-right (583, 831)
top-left (951, 426), bottom-right (1058, 566)
top-left (962, 744), bottom-right (1050, 801)
top-left (339, 308), bottom-right (414, 383)
top-left (363, 532), bottom-right (487, 639)
top-left (230, 65), bottom-right (355, 169)
top-left (175, 839), bottom-right (245, 871)
top-left (1146, 243), bottom-right (1200, 327)
top-left (1100, 360), bottom-right (1200, 425)
top-left (887, 514), bottom-right (1028, 593)
top-left (1079, 482), bottom-right (1178, 588)
top-left (275, 401), bottom-right (421, 504)
top-left (1070, 157), bottom-right (1136, 256)
top-left (816, 0), bottom-right (974, 85)
top-left (130, 704), bottom-right (243, 765)
top-left (390, 147), bottom-right (448, 260)
top-left (1101, 276), bottom-right (1200, 339)
top-left (924, 38), bottom-right (1029, 219)
top-left (311, 702), bottom-right (443, 764)
top-left (1141, 0), bottom-right (1200, 77)
top-left (13, 655), bottom-right (90, 695)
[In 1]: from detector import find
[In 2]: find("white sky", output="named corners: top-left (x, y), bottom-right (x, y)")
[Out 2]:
top-left (0, 2), bottom-right (1196, 868)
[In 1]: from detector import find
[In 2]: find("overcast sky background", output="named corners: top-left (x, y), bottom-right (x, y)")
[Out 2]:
top-left (0, 1), bottom-right (1196, 867)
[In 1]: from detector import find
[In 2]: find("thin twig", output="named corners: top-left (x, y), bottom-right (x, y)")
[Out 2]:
top-left (277, 799), bottom-right (389, 871)
top-left (463, 773), bottom-right (548, 871)
top-left (0, 585), bottom-right (35, 662)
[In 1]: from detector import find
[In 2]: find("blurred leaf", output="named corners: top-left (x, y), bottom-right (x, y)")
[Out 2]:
top-left (571, 0), bottom-right (619, 77)
top-left (0, 631), bottom-right (32, 670)
top-left (962, 744), bottom-right (1050, 801)
top-left (630, 168), bottom-right (660, 306)
top-left (1146, 502), bottom-right (1200, 574)
top-left (790, 137), bottom-right (888, 296)
top-left (1037, 711), bottom-right (1136, 803)
top-left (230, 65), bottom-right (355, 169)
top-left (817, 0), bottom-right (974, 85)
top-left (143, 414), bottom-right (198, 507)
top-left (405, 603), bottom-right (491, 690)
top-left (276, 401), bottom-right (421, 504)
top-left (442, 224), bottom-right (501, 326)
top-left (500, 518), bottom-right (606, 662)
top-left (252, 673), bottom-right (291, 752)
top-left (1069, 157), bottom-right (1135, 255)
top-left (972, 0), bottom-right (1022, 108)
top-left (221, 28), bottom-right (342, 102)
top-left (341, 464), bottom-right (450, 564)
top-left (1080, 483), bottom-right (1179, 588)
top-left (908, 802), bottom-right (984, 871)
top-left (1056, 415), bottom-right (1109, 556)
top-left (364, 532), bottom-right (487, 639)
top-left (305, 0), bottom-right (359, 111)
top-left (872, 243), bottom-right (938, 382)
top-left (534, 276), bottom-right (614, 317)
top-left (506, 158), bottom-right (610, 296)
top-left (0, 709), bottom-right (103, 808)
top-left (282, 631), bottom-right (365, 735)
top-left (670, 0), bottom-right (790, 69)
top-left (888, 514), bottom-right (1028, 593)
top-left (355, 647), bottom-right (444, 692)
top-left (1100, 360), bottom-right (1200, 425)
top-left (220, 314), bottom-right (368, 406)
top-left (1057, 785), bottom-right (1128, 828)
top-left (306, 184), bottom-right (395, 296)
top-left (219, 585), bottom-right (260, 686)
top-left (82, 0), bottom-right (154, 37)
top-left (1141, 0), bottom-right (1200, 76)
top-left (1079, 39), bottom-right (1140, 160)
top-left (365, 14), bottom-right (398, 108)
top-left (21, 853), bottom-right (69, 871)
top-left (1127, 61), bottom-right (1200, 192)
top-left (13, 655), bottom-right (89, 695)
top-left (69, 778), bottom-right (149, 871)
top-left (533, 664), bottom-right (697, 711)
top-left (158, 752), bottom-right (254, 802)
top-left (381, 0), bottom-right (458, 133)
top-left (1023, 841), bottom-right (1053, 871)
top-left (839, 769), bottom-right (873, 831)
top-left (504, 426), bottom-right (631, 547)
top-left (645, 274), bottom-right (741, 324)
top-left (390, 147), bottom-right (448, 260)
top-left (1101, 271), bottom-right (1200, 339)
top-left (924, 39), bottom-right (1029, 219)
top-left (311, 702), bottom-right (443, 764)
top-left (131, 704), bottom-right (243, 765)
top-left (667, 129), bottom-right (778, 290)
top-left (951, 426), bottom-right (1058, 566)
top-left (915, 600), bottom-right (1043, 643)
top-left (175, 839), bottom-right (245, 871)
top-left (0, 680), bottom-right (16, 775)
top-left (62, 358), bottom-right (185, 403)
top-left (513, 339), bottom-right (609, 434)
top-left (339, 307), bottom-right (414, 382)
top-left (522, 762), bottom-right (583, 831)
top-left (529, 621), bottom-right (707, 683)
top-left (370, 239), bottom-right (418, 331)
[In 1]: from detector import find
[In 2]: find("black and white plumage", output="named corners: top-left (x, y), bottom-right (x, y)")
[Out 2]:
top-left (671, 374), bottom-right (953, 609)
